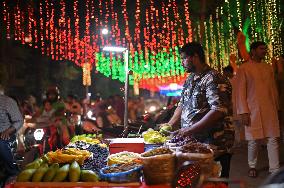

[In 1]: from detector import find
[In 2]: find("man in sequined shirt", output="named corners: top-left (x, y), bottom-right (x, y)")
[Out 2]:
top-left (167, 42), bottom-right (234, 178)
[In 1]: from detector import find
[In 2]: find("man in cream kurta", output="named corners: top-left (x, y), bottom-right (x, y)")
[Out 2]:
top-left (235, 41), bottom-right (280, 176)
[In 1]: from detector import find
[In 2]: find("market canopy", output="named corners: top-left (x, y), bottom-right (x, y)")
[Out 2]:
top-left (0, 0), bottom-right (282, 92)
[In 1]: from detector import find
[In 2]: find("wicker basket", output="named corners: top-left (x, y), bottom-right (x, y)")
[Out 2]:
top-left (141, 153), bottom-right (175, 185)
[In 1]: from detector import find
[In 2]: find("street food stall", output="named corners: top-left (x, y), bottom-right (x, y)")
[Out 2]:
top-left (6, 127), bottom-right (243, 188)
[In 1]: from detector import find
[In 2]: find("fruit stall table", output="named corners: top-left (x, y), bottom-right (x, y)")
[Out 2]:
top-left (7, 182), bottom-right (171, 188)
top-left (12, 135), bottom-right (221, 188)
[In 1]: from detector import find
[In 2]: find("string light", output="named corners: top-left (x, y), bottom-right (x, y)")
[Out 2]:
top-left (1, 0), bottom-right (282, 91)
top-left (40, 0), bottom-right (44, 54)
top-left (82, 63), bottom-right (92, 86)
top-left (50, 1), bottom-right (55, 59)
top-left (2, 1), bottom-right (7, 39)
top-left (204, 21), bottom-right (210, 64)
top-left (236, 0), bottom-right (242, 30)
top-left (184, 0), bottom-right (192, 43)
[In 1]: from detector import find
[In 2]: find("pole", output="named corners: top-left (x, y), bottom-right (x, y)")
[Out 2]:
top-left (85, 86), bottom-right (89, 97)
top-left (123, 49), bottom-right (129, 137)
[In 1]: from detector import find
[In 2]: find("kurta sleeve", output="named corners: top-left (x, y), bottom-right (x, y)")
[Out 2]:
top-left (235, 66), bottom-right (250, 114)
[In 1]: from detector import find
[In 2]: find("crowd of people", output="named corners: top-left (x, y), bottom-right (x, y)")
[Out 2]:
top-left (0, 84), bottom-right (147, 185)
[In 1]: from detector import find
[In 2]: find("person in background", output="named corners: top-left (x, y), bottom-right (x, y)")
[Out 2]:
top-left (128, 98), bottom-right (138, 121)
top-left (96, 103), bottom-right (113, 129)
top-left (26, 95), bottom-right (40, 116)
top-left (65, 94), bottom-right (82, 115)
top-left (223, 65), bottom-right (234, 80)
top-left (223, 65), bottom-right (245, 147)
top-left (21, 100), bottom-right (33, 116)
top-left (44, 86), bottom-right (70, 148)
top-left (36, 99), bottom-right (55, 125)
top-left (235, 41), bottom-right (280, 177)
top-left (106, 106), bottom-right (121, 125)
top-left (136, 97), bottom-right (145, 117)
top-left (113, 95), bottom-right (125, 122)
top-left (0, 84), bottom-right (24, 184)
top-left (45, 86), bottom-right (65, 112)
top-left (165, 42), bottom-right (234, 178)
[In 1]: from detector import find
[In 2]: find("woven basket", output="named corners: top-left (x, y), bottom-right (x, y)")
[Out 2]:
top-left (141, 153), bottom-right (175, 185)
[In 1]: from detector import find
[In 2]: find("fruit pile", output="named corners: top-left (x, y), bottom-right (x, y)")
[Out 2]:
top-left (159, 124), bottom-right (172, 136)
top-left (180, 142), bottom-right (213, 154)
top-left (63, 134), bottom-right (109, 174)
top-left (169, 135), bottom-right (197, 146)
top-left (46, 148), bottom-right (91, 165)
top-left (17, 159), bottom-right (99, 182)
top-left (141, 147), bottom-right (173, 157)
top-left (70, 134), bottom-right (102, 145)
top-left (142, 128), bottom-right (167, 144)
top-left (107, 152), bottom-right (141, 166)
top-left (81, 143), bottom-right (109, 174)
top-left (68, 141), bottom-right (108, 150)
top-left (17, 134), bottom-right (108, 183)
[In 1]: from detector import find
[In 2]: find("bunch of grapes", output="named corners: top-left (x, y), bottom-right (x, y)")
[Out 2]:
top-left (82, 144), bottom-right (109, 173)
top-left (67, 141), bottom-right (91, 150)
top-left (169, 135), bottom-right (184, 143)
top-left (169, 135), bottom-right (197, 146)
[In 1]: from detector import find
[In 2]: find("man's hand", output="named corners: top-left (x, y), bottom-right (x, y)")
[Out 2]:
top-left (240, 113), bottom-right (250, 127)
top-left (158, 123), bottom-right (172, 129)
top-left (175, 127), bottom-right (192, 138)
top-left (0, 127), bottom-right (14, 140)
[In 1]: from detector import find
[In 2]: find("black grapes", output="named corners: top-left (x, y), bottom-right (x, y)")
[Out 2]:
top-left (169, 135), bottom-right (197, 146)
top-left (82, 144), bottom-right (109, 174)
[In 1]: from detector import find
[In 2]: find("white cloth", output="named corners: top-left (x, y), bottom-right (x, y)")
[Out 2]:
top-left (235, 62), bottom-right (280, 140)
top-left (230, 76), bottom-right (245, 143)
top-left (248, 137), bottom-right (280, 173)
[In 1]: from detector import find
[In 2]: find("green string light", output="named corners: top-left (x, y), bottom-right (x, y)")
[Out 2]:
top-left (96, 0), bottom-right (282, 83)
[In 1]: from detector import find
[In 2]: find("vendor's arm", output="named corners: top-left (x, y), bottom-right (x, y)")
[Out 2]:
top-left (180, 110), bottom-right (224, 136)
